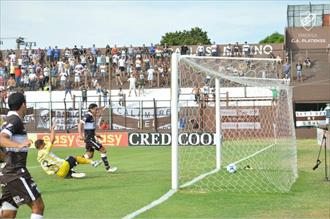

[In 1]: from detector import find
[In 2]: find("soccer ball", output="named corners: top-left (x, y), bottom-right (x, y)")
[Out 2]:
top-left (226, 163), bottom-right (237, 173)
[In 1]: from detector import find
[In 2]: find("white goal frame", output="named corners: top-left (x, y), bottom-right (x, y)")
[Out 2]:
top-left (123, 53), bottom-right (296, 219)
top-left (171, 53), bottom-right (222, 190)
top-left (170, 53), bottom-right (288, 190)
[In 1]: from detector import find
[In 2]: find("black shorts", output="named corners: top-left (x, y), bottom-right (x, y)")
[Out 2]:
top-left (85, 137), bottom-right (102, 152)
top-left (0, 177), bottom-right (41, 208)
top-left (65, 156), bottom-right (78, 169)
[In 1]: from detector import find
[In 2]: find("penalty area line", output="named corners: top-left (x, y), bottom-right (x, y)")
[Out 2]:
top-left (122, 189), bottom-right (177, 219)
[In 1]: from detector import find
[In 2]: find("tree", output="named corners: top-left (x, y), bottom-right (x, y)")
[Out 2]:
top-left (160, 27), bottom-right (211, 46)
top-left (259, 32), bottom-right (284, 44)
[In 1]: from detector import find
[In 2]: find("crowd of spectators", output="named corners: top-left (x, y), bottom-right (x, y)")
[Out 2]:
top-left (0, 41), bottom-right (315, 103)
top-left (0, 43), bottom-right (172, 98)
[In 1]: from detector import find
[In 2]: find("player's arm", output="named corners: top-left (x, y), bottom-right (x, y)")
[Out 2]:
top-left (0, 133), bottom-right (30, 148)
top-left (78, 120), bottom-right (85, 140)
top-left (49, 121), bottom-right (57, 145)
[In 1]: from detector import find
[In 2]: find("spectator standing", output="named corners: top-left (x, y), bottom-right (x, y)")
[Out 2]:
top-left (50, 65), bottom-right (58, 88)
top-left (118, 87), bottom-right (124, 106)
top-left (118, 57), bottom-right (126, 77)
top-left (46, 46), bottom-right (53, 63)
top-left (296, 61), bottom-right (303, 82)
top-left (101, 89), bottom-right (109, 106)
top-left (105, 44), bottom-right (111, 56)
top-left (100, 63), bottom-right (107, 80)
top-left (111, 45), bottom-right (118, 56)
top-left (72, 45), bottom-right (79, 62)
top-left (181, 45), bottom-right (189, 55)
top-left (28, 72), bottom-right (37, 91)
top-left (79, 46), bottom-right (86, 56)
top-left (128, 45), bottom-right (135, 60)
top-left (192, 84), bottom-right (200, 103)
top-left (135, 58), bottom-right (142, 73)
top-left (74, 65), bottom-right (82, 88)
top-left (53, 46), bottom-right (60, 62)
top-left (149, 43), bottom-right (156, 65)
top-left (147, 67), bottom-right (154, 88)
top-left (59, 70), bottom-right (67, 89)
top-left (155, 45), bottom-right (163, 64)
top-left (211, 42), bottom-right (218, 56)
top-left (234, 42), bottom-right (240, 57)
top-left (143, 56), bottom-right (150, 71)
top-left (127, 74), bottom-right (137, 97)
top-left (43, 65), bottom-right (50, 85)
top-left (197, 44), bottom-right (205, 56)
top-left (283, 62), bottom-right (291, 79)
top-left (138, 73), bottom-right (145, 96)
top-left (225, 43), bottom-right (233, 57)
top-left (57, 58), bottom-right (65, 74)
top-left (96, 83), bottom-right (102, 96)
top-left (7, 76), bottom-right (16, 91)
top-left (243, 41), bottom-right (250, 57)
top-left (64, 79), bottom-right (73, 100)
top-left (115, 68), bottom-right (123, 86)
top-left (23, 73), bottom-right (29, 88)
top-left (14, 65), bottom-right (22, 86)
top-left (80, 85), bottom-right (88, 109)
top-left (91, 44), bottom-right (97, 56)
top-left (64, 48), bottom-right (71, 61)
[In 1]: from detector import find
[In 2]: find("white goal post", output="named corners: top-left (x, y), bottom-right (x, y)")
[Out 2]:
top-left (171, 53), bottom-right (298, 193)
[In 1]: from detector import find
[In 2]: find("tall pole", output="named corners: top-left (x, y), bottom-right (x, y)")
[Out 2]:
top-left (171, 52), bottom-right (179, 190)
top-left (215, 77), bottom-right (221, 169)
top-left (108, 56), bottom-right (112, 130)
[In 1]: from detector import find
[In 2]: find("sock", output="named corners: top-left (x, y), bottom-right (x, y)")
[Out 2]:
top-left (101, 153), bottom-right (110, 170)
top-left (75, 156), bottom-right (92, 164)
top-left (31, 213), bottom-right (43, 219)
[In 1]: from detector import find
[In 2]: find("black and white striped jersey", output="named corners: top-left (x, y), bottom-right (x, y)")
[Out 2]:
top-left (0, 111), bottom-right (31, 183)
top-left (81, 112), bottom-right (96, 139)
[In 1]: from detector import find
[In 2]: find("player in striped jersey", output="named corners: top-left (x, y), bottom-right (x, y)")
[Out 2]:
top-left (0, 92), bottom-right (44, 219)
top-left (78, 103), bottom-right (117, 173)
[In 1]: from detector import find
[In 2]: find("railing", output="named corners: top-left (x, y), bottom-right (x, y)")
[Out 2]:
top-left (0, 93), bottom-right (275, 133)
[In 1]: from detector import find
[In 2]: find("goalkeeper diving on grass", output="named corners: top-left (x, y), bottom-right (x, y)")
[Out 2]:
top-left (35, 121), bottom-right (101, 179)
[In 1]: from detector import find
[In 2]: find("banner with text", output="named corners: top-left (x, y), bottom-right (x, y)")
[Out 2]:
top-left (36, 132), bottom-right (128, 148)
top-left (129, 132), bottom-right (215, 146)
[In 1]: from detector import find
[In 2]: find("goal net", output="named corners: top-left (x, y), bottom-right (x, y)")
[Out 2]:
top-left (171, 54), bottom-right (298, 193)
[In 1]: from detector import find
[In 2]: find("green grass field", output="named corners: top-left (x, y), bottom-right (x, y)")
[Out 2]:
top-left (16, 139), bottom-right (330, 219)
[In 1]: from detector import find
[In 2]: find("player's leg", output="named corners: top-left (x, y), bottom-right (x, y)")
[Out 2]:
top-left (89, 138), bottom-right (117, 172)
top-left (55, 159), bottom-right (83, 178)
top-left (83, 140), bottom-right (95, 159)
top-left (28, 197), bottom-right (45, 219)
top-left (5, 177), bottom-right (44, 218)
top-left (75, 155), bottom-right (101, 167)
top-left (56, 160), bottom-right (71, 178)
top-left (0, 186), bottom-right (18, 219)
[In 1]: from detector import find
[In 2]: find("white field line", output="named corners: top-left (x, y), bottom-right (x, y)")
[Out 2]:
top-left (233, 143), bottom-right (276, 165)
top-left (122, 167), bottom-right (221, 219)
top-left (122, 189), bottom-right (177, 219)
top-left (180, 168), bottom-right (220, 189)
top-left (123, 143), bottom-right (277, 218)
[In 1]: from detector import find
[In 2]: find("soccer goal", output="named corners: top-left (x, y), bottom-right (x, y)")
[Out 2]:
top-left (171, 53), bottom-right (298, 193)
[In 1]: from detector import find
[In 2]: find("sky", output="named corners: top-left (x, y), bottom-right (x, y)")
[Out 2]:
top-left (0, 0), bottom-right (329, 49)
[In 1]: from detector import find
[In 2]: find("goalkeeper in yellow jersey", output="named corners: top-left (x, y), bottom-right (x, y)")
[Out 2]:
top-left (35, 122), bottom-right (101, 179)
